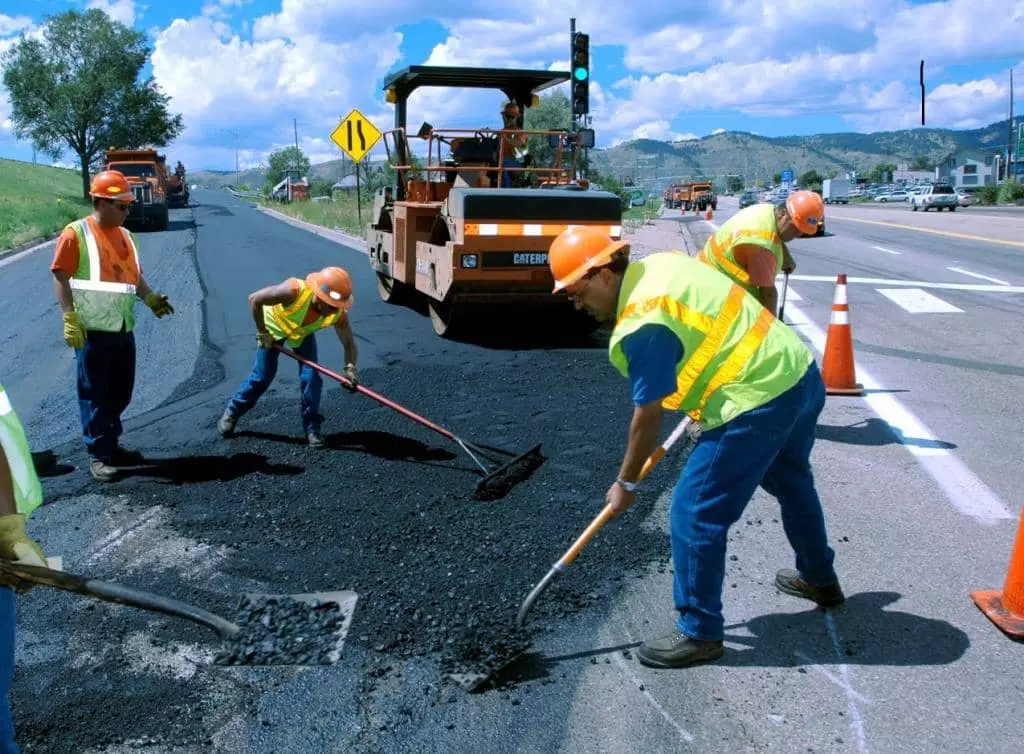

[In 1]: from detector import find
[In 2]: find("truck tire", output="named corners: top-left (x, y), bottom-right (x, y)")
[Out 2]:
top-left (155, 206), bottom-right (169, 231)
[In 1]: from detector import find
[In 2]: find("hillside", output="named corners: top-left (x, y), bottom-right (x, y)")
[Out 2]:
top-left (0, 158), bottom-right (89, 251)
top-left (190, 118), bottom-right (1014, 192)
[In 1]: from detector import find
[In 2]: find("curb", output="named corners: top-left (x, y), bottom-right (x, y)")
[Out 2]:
top-left (256, 205), bottom-right (368, 255)
top-left (0, 231), bottom-right (61, 262)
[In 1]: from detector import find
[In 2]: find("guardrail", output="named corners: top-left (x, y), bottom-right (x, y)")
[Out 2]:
top-left (225, 187), bottom-right (263, 199)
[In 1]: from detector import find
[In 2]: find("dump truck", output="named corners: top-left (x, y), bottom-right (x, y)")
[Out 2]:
top-left (664, 182), bottom-right (691, 209)
top-left (366, 65), bottom-right (623, 338)
top-left (691, 179), bottom-right (717, 212)
top-left (103, 148), bottom-right (169, 230)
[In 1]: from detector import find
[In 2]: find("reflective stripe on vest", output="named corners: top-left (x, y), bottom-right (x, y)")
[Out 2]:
top-left (697, 204), bottom-right (783, 295)
top-left (68, 219), bottom-right (141, 332)
top-left (0, 386), bottom-right (43, 518)
top-left (263, 280), bottom-right (340, 345)
top-left (609, 253), bottom-right (812, 430)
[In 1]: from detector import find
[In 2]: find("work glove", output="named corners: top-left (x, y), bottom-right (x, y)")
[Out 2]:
top-left (257, 331), bottom-right (276, 349)
top-left (342, 363), bottom-right (359, 392)
top-left (144, 292), bottom-right (174, 318)
top-left (62, 312), bottom-right (86, 349)
top-left (0, 514), bottom-right (48, 593)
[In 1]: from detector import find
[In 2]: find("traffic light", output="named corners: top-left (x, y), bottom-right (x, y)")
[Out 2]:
top-left (571, 32), bottom-right (589, 117)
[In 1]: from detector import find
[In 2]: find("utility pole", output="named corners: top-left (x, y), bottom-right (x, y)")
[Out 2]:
top-left (222, 129), bottom-right (240, 186)
top-left (294, 117), bottom-right (299, 154)
top-left (1008, 68), bottom-right (1015, 178)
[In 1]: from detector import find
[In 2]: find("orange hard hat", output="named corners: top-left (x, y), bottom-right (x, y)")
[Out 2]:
top-left (548, 226), bottom-right (628, 293)
top-left (306, 266), bottom-right (353, 309)
top-left (785, 190), bottom-right (824, 235)
top-left (90, 170), bottom-right (134, 202)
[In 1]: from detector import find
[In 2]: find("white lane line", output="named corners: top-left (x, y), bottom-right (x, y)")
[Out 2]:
top-left (825, 614), bottom-right (870, 754)
top-left (706, 218), bottom-right (1013, 525)
top-left (786, 274), bottom-right (1024, 294)
top-left (946, 267), bottom-right (1011, 286)
top-left (871, 245), bottom-right (901, 255)
top-left (787, 300), bottom-right (1011, 525)
top-left (876, 288), bottom-right (964, 313)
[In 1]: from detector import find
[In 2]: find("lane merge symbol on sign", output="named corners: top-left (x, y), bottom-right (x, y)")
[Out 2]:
top-left (330, 108), bottom-right (383, 163)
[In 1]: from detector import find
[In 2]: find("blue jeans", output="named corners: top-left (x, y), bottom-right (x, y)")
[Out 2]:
top-left (501, 157), bottom-right (519, 188)
top-left (225, 335), bottom-right (323, 433)
top-left (76, 328), bottom-right (136, 462)
top-left (671, 361), bottom-right (838, 641)
top-left (0, 587), bottom-right (19, 754)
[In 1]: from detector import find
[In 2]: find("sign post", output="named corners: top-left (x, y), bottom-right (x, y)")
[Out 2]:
top-left (330, 108), bottom-right (383, 230)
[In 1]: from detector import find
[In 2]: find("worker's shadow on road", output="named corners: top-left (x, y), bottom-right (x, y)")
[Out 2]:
top-left (815, 418), bottom-right (957, 450)
top-left (114, 452), bottom-right (304, 484)
top-left (717, 591), bottom-right (970, 668)
top-left (236, 429), bottom-right (458, 466)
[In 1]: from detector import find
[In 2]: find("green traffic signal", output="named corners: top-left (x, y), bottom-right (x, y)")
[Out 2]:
top-left (573, 66), bottom-right (588, 81)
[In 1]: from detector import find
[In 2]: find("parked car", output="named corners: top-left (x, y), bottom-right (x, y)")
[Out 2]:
top-left (875, 190), bottom-right (910, 202)
top-left (909, 182), bottom-right (958, 211)
top-left (956, 190), bottom-right (973, 207)
top-left (738, 190), bottom-right (758, 209)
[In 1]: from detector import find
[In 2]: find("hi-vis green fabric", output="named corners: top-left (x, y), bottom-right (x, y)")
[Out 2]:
top-left (0, 384), bottom-right (43, 517)
top-left (67, 218), bottom-right (141, 332)
top-left (697, 203), bottom-right (784, 296)
top-left (264, 278), bottom-right (341, 345)
top-left (608, 252), bottom-right (812, 430)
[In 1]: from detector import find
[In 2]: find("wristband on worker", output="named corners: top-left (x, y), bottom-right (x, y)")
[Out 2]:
top-left (616, 478), bottom-right (638, 492)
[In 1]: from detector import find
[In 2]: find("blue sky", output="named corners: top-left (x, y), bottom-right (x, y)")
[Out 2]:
top-left (1, 0), bottom-right (1022, 172)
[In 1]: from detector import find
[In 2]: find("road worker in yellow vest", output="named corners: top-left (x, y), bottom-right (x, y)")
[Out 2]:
top-left (0, 383), bottom-right (49, 752)
top-left (217, 267), bottom-right (359, 449)
top-left (696, 190), bottom-right (823, 314)
top-left (548, 227), bottom-right (843, 669)
top-left (50, 170), bottom-right (175, 483)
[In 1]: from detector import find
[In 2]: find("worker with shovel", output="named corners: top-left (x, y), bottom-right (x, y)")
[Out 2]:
top-left (695, 191), bottom-right (822, 315)
top-left (547, 227), bottom-right (842, 669)
top-left (0, 383), bottom-right (49, 752)
top-left (217, 266), bottom-right (358, 448)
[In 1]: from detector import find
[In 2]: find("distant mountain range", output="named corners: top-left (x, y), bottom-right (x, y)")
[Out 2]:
top-left (190, 118), bottom-right (1016, 192)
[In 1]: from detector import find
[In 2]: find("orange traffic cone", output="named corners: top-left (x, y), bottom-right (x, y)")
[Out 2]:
top-left (705, 207), bottom-right (713, 221)
top-left (820, 274), bottom-right (865, 396)
top-left (971, 509), bottom-right (1024, 639)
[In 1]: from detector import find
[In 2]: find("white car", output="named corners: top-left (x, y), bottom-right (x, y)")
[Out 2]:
top-left (956, 190), bottom-right (973, 207)
top-left (875, 190), bottom-right (909, 202)
top-left (909, 183), bottom-right (958, 211)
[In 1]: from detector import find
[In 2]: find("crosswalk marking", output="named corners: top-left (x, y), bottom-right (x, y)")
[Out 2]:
top-left (875, 288), bottom-right (963, 313)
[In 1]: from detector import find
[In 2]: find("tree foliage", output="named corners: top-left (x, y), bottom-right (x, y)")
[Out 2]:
top-left (264, 145), bottom-right (310, 195)
top-left (726, 175), bottom-right (744, 193)
top-left (867, 162), bottom-right (898, 183)
top-left (798, 169), bottom-right (823, 190)
top-left (1, 9), bottom-right (184, 200)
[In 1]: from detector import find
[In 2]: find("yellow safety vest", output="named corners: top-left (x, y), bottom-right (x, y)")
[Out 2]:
top-left (0, 384), bottom-right (43, 518)
top-left (67, 218), bottom-right (142, 332)
top-left (696, 203), bottom-right (784, 297)
top-left (608, 253), bottom-right (813, 430)
top-left (264, 279), bottom-right (341, 346)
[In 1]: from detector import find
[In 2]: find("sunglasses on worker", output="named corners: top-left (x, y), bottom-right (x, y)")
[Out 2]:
top-left (104, 199), bottom-right (131, 211)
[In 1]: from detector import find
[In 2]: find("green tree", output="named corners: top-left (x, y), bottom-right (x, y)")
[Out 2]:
top-left (1, 9), bottom-right (184, 201)
top-left (772, 172), bottom-right (782, 185)
top-left (911, 155), bottom-right (935, 171)
top-left (726, 175), bottom-right (744, 193)
top-left (867, 162), bottom-right (898, 183)
top-left (522, 90), bottom-right (573, 171)
top-left (264, 145), bottom-right (310, 195)
top-left (798, 169), bottom-right (823, 190)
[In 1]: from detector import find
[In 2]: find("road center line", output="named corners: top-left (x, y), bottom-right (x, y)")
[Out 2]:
top-left (946, 267), bottom-right (1011, 286)
top-left (871, 245), bottom-right (901, 255)
top-left (707, 219), bottom-right (1013, 525)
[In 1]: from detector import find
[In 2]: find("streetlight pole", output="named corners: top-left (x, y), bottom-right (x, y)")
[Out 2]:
top-left (222, 129), bottom-right (240, 186)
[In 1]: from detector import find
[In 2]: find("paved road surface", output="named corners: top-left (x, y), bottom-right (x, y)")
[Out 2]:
top-left (1, 189), bottom-right (1021, 753)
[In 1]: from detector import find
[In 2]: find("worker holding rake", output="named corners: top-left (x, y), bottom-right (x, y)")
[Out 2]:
top-left (217, 266), bottom-right (359, 449)
top-left (548, 227), bottom-right (843, 669)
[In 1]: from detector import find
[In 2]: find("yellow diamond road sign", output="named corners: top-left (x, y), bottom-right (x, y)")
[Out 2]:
top-left (331, 108), bottom-right (382, 162)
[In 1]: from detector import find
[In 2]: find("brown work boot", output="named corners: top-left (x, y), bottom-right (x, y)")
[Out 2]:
top-left (636, 629), bottom-right (724, 669)
top-left (89, 459), bottom-right (120, 483)
top-left (217, 411), bottom-right (237, 438)
top-left (775, 569), bottom-right (845, 607)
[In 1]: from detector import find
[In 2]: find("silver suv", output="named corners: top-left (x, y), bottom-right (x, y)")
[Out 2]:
top-left (910, 182), bottom-right (958, 211)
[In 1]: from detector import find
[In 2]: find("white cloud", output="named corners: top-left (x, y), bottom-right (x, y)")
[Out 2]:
top-left (711, 127), bottom-right (726, 135)
top-left (85, 0), bottom-right (137, 26)
top-left (0, 14), bottom-right (32, 36)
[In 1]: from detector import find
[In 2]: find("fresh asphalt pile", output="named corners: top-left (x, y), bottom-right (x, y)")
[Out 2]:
top-left (16, 334), bottom-right (688, 751)
top-left (214, 595), bottom-right (348, 666)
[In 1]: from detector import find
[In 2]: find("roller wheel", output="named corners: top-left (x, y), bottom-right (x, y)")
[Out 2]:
top-left (428, 298), bottom-right (458, 337)
top-left (376, 272), bottom-right (402, 304)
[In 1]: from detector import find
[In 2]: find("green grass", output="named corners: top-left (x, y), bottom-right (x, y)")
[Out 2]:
top-left (0, 158), bottom-right (91, 252)
top-left (262, 195), bottom-right (368, 237)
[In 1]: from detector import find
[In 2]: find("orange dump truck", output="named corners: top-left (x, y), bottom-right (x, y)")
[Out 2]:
top-left (104, 148), bottom-right (170, 230)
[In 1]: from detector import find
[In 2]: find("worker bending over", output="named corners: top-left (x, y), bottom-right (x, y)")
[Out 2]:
top-left (217, 267), bottom-right (359, 449)
top-left (548, 227), bottom-right (842, 669)
top-left (697, 190), bottom-right (823, 314)
top-left (50, 171), bottom-right (175, 483)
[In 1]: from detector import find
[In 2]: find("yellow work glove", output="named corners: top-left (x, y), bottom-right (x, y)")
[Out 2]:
top-left (257, 331), bottom-right (276, 349)
top-left (343, 363), bottom-right (359, 392)
top-left (144, 292), bottom-right (174, 318)
top-left (0, 514), bottom-right (47, 568)
top-left (62, 311), bottom-right (86, 349)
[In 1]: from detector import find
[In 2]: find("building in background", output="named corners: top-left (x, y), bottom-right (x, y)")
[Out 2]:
top-left (936, 149), bottom-right (998, 190)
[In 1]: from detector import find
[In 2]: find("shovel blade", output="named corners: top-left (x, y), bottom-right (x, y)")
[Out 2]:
top-left (473, 444), bottom-right (545, 501)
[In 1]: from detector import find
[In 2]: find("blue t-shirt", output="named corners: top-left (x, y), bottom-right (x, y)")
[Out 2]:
top-left (621, 324), bottom-right (685, 406)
